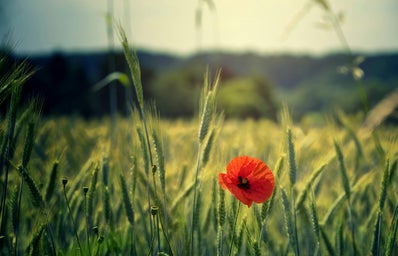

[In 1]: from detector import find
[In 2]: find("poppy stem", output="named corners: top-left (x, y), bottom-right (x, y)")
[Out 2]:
top-left (228, 202), bottom-right (241, 256)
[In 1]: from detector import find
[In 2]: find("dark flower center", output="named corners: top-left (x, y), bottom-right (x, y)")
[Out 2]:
top-left (238, 176), bottom-right (250, 190)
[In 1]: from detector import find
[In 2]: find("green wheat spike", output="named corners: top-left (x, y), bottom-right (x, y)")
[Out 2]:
top-left (378, 158), bottom-right (390, 211)
top-left (10, 185), bottom-right (19, 233)
top-left (103, 186), bottom-right (114, 230)
top-left (87, 164), bottom-right (99, 228)
top-left (17, 166), bottom-right (44, 209)
top-left (101, 155), bottom-right (109, 187)
top-left (45, 161), bottom-right (59, 203)
top-left (385, 202), bottom-right (398, 256)
top-left (21, 121), bottom-right (36, 168)
top-left (218, 184), bottom-right (226, 227)
top-left (308, 189), bottom-right (320, 241)
top-left (287, 128), bottom-right (297, 187)
top-left (201, 129), bottom-right (215, 167)
top-left (211, 179), bottom-right (218, 229)
top-left (0, 58), bottom-right (34, 103)
top-left (198, 70), bottom-right (220, 143)
top-left (137, 127), bottom-right (150, 175)
top-left (281, 188), bottom-right (295, 253)
top-left (387, 158), bottom-right (397, 185)
top-left (334, 141), bottom-right (351, 199)
top-left (152, 130), bottom-right (165, 194)
top-left (117, 25), bottom-right (144, 112)
top-left (198, 92), bottom-right (214, 143)
top-left (130, 155), bottom-right (138, 197)
top-left (280, 103), bottom-right (292, 130)
top-left (119, 174), bottom-right (135, 226)
top-left (0, 85), bottom-right (19, 174)
top-left (216, 181), bottom-right (225, 255)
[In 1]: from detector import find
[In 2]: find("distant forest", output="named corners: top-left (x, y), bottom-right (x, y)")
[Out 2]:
top-left (2, 49), bottom-right (397, 120)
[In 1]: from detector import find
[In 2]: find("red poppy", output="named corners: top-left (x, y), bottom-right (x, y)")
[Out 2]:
top-left (218, 156), bottom-right (275, 207)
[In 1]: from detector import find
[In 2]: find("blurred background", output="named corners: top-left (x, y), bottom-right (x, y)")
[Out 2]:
top-left (1, 0), bottom-right (398, 120)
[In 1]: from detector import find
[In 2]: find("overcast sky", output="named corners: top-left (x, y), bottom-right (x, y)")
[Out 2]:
top-left (1, 0), bottom-right (398, 55)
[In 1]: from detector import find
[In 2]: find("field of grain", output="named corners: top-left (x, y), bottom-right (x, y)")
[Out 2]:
top-left (1, 75), bottom-right (397, 255)
top-left (1, 28), bottom-right (397, 255)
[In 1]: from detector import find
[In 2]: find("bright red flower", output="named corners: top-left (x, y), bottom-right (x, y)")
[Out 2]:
top-left (218, 156), bottom-right (275, 207)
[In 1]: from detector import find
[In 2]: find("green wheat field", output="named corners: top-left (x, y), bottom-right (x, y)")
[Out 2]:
top-left (1, 28), bottom-right (398, 256)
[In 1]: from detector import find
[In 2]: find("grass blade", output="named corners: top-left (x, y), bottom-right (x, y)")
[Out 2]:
top-left (44, 161), bottom-right (59, 203)
top-left (385, 202), bottom-right (398, 256)
top-left (334, 141), bottom-right (351, 199)
top-left (320, 226), bottom-right (336, 256)
top-left (296, 163), bottom-right (327, 210)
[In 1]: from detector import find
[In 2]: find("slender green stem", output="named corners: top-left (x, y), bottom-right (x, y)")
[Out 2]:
top-left (142, 110), bottom-right (156, 246)
top-left (347, 200), bottom-right (357, 256)
top-left (14, 179), bottom-right (24, 256)
top-left (146, 229), bottom-right (156, 256)
top-left (63, 180), bottom-right (84, 255)
top-left (147, 206), bottom-right (159, 256)
top-left (148, 206), bottom-right (161, 255)
top-left (291, 187), bottom-right (300, 256)
top-left (0, 97), bottom-right (17, 242)
top-left (152, 167), bottom-right (158, 202)
top-left (156, 211), bottom-right (161, 253)
top-left (94, 236), bottom-right (104, 256)
top-left (191, 144), bottom-right (202, 254)
top-left (228, 202), bottom-right (241, 256)
top-left (158, 210), bottom-right (174, 255)
top-left (217, 227), bottom-right (224, 256)
top-left (84, 187), bottom-right (91, 256)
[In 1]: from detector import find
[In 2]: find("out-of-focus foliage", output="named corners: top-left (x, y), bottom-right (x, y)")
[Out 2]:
top-left (148, 65), bottom-right (279, 120)
top-left (1, 50), bottom-right (397, 120)
top-left (148, 64), bottom-right (204, 117)
top-left (218, 76), bottom-right (278, 120)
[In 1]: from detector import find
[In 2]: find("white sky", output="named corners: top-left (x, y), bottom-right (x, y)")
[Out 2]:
top-left (1, 0), bottom-right (398, 55)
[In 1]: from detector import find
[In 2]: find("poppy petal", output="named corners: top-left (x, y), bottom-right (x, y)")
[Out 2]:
top-left (227, 184), bottom-right (253, 207)
top-left (219, 173), bottom-right (253, 206)
top-left (220, 156), bottom-right (275, 208)
top-left (245, 178), bottom-right (274, 203)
